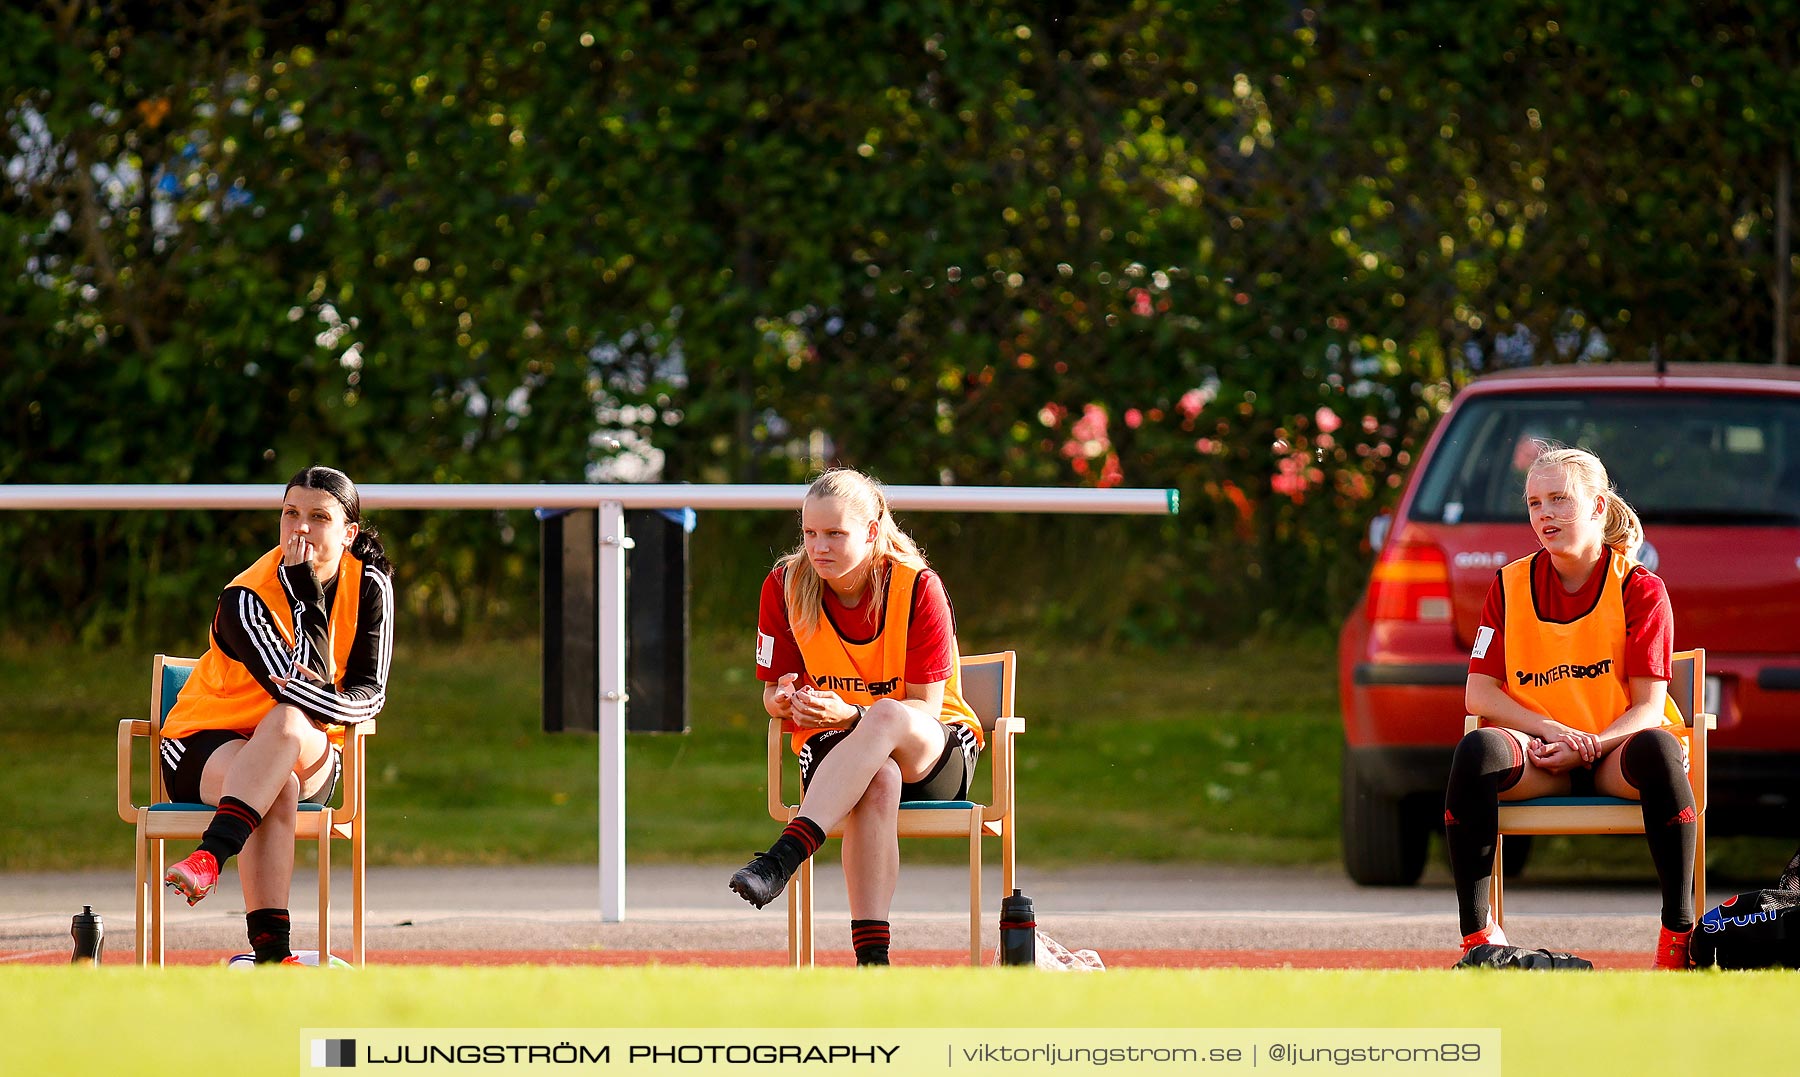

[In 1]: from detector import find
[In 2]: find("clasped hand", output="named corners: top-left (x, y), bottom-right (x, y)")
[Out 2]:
top-left (772, 673), bottom-right (856, 729)
top-left (1528, 723), bottom-right (1602, 773)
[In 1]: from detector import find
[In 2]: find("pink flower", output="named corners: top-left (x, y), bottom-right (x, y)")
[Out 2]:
top-left (1177, 388), bottom-right (1209, 421)
top-left (1070, 403), bottom-right (1109, 442)
top-left (1271, 453), bottom-right (1316, 500)
top-left (1132, 289), bottom-right (1154, 317)
top-left (1315, 406), bottom-right (1342, 434)
top-left (1124, 408), bottom-right (1143, 429)
top-left (1061, 404), bottom-right (1113, 463)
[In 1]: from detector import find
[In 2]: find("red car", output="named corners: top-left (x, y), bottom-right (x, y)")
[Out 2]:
top-left (1339, 362), bottom-right (1800, 885)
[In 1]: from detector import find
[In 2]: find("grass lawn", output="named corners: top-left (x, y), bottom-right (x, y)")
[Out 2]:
top-left (4, 631), bottom-right (1795, 883)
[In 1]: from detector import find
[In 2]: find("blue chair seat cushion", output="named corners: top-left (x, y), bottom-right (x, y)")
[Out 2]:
top-left (899, 800), bottom-right (978, 810)
top-left (149, 802), bottom-right (326, 812)
top-left (1509, 795), bottom-right (1638, 807)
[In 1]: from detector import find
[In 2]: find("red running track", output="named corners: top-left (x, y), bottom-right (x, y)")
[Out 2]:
top-left (0, 948), bottom-right (1651, 969)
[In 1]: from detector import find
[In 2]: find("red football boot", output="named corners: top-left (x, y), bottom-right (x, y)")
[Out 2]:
top-left (163, 850), bottom-right (220, 907)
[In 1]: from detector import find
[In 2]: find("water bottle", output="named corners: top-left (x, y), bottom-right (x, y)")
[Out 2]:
top-left (999, 888), bottom-right (1036, 967)
top-left (70, 905), bottom-right (103, 965)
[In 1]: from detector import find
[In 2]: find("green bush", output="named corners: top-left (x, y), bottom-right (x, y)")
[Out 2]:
top-left (11, 4), bottom-right (1797, 645)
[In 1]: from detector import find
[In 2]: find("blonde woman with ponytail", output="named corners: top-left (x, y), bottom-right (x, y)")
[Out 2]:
top-left (731, 469), bottom-right (983, 966)
top-left (1445, 444), bottom-right (1697, 969)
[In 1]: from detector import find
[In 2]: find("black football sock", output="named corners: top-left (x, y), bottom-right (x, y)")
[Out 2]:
top-left (1444, 728), bottom-right (1523, 936)
top-left (198, 795), bottom-right (262, 866)
top-left (767, 817), bottom-right (826, 876)
top-left (852, 919), bottom-right (891, 966)
top-left (247, 907), bottom-right (292, 964)
top-left (1622, 730), bottom-right (1697, 932)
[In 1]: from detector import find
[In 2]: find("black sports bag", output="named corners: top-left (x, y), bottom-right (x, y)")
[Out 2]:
top-left (1454, 944), bottom-right (1593, 970)
top-left (1691, 846), bottom-right (1800, 969)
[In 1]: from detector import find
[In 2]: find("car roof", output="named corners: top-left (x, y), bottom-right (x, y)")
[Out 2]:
top-left (1462, 362), bottom-right (1800, 397)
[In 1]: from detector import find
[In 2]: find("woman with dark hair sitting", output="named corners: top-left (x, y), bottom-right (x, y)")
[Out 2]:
top-left (161, 465), bottom-right (395, 965)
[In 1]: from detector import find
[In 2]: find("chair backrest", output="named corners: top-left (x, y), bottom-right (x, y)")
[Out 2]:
top-left (1670, 648), bottom-right (1703, 728)
top-left (149, 655), bottom-right (199, 802)
top-left (957, 651), bottom-right (1015, 734)
top-left (155, 658), bottom-right (196, 730)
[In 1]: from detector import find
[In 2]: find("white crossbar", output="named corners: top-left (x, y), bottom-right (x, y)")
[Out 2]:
top-left (1, 483), bottom-right (1176, 919)
top-left (0, 483), bottom-right (1176, 514)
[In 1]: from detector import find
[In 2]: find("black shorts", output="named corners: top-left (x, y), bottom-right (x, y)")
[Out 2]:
top-left (798, 722), bottom-right (981, 802)
top-left (159, 728), bottom-right (340, 806)
top-left (1565, 766), bottom-right (1599, 798)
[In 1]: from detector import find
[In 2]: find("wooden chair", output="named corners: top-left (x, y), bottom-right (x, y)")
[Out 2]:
top-left (766, 650), bottom-right (1024, 967)
top-left (116, 654), bottom-right (375, 967)
top-left (1467, 648), bottom-right (1713, 927)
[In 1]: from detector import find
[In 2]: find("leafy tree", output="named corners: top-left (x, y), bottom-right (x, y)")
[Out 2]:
top-left (4, 1), bottom-right (1796, 643)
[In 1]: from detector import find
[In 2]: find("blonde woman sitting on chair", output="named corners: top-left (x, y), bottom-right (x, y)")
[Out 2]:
top-left (729, 468), bottom-right (983, 966)
top-left (1446, 444), bottom-right (1695, 968)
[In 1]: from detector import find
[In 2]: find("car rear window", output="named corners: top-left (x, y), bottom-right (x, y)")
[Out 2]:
top-left (1408, 390), bottom-right (1800, 525)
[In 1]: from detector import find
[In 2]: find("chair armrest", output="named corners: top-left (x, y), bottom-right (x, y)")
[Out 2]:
top-left (118, 719), bottom-right (149, 823)
top-left (766, 718), bottom-right (794, 821)
top-left (986, 715), bottom-right (1024, 817)
top-left (331, 720), bottom-right (377, 827)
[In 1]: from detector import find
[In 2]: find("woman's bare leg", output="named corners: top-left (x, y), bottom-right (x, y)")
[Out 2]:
top-left (796, 701), bottom-right (944, 832)
top-left (200, 704), bottom-right (331, 814)
top-left (840, 760), bottom-right (903, 920)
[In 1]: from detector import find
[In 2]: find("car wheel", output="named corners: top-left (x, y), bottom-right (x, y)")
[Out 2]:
top-left (1341, 750), bottom-right (1429, 886)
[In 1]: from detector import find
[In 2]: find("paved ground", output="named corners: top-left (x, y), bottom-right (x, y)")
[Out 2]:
top-left (0, 861), bottom-right (1682, 965)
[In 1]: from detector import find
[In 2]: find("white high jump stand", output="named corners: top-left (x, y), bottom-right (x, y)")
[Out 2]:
top-left (0, 482), bottom-right (1177, 921)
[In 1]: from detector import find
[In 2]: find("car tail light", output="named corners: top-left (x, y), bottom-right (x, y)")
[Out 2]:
top-left (1366, 538), bottom-right (1453, 622)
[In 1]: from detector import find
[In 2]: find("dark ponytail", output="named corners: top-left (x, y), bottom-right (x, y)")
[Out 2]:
top-left (350, 528), bottom-right (393, 578)
top-left (286, 464), bottom-right (395, 578)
